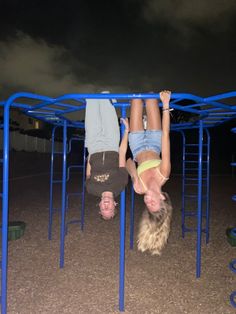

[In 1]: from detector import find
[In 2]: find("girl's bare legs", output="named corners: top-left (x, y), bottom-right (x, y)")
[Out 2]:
top-left (130, 99), bottom-right (144, 132)
top-left (145, 98), bottom-right (162, 130)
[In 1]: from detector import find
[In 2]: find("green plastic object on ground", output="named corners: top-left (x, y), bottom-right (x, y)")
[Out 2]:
top-left (226, 227), bottom-right (236, 247)
top-left (7, 221), bottom-right (26, 241)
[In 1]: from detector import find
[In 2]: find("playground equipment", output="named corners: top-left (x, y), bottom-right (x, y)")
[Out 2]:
top-left (48, 126), bottom-right (86, 240)
top-left (0, 91), bottom-right (236, 313)
top-left (229, 126), bottom-right (236, 307)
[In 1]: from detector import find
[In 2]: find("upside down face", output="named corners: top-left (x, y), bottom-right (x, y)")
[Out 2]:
top-left (99, 191), bottom-right (117, 220)
top-left (144, 189), bottom-right (166, 213)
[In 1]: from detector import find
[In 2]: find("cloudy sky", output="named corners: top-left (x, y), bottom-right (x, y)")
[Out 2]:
top-left (0, 0), bottom-right (236, 99)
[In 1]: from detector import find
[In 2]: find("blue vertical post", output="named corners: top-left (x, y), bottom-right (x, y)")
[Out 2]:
top-left (48, 126), bottom-right (57, 240)
top-left (229, 127), bottom-right (236, 307)
top-left (181, 131), bottom-right (186, 238)
top-left (80, 143), bottom-right (86, 231)
top-left (205, 129), bottom-right (210, 244)
top-left (60, 121), bottom-right (67, 268)
top-left (196, 120), bottom-right (203, 278)
top-left (129, 185), bottom-right (135, 249)
top-left (119, 106), bottom-right (126, 311)
top-left (2, 101), bottom-right (11, 314)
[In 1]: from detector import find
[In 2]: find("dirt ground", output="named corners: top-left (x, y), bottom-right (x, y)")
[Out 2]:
top-left (2, 165), bottom-right (235, 314)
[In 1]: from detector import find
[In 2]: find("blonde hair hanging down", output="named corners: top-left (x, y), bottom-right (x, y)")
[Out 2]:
top-left (137, 192), bottom-right (173, 255)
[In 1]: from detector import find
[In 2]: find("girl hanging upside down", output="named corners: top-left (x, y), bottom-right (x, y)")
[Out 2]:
top-left (126, 90), bottom-right (173, 255)
top-left (85, 93), bottom-right (129, 220)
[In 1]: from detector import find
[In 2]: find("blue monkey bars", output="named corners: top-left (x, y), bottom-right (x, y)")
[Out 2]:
top-left (0, 91), bottom-right (236, 313)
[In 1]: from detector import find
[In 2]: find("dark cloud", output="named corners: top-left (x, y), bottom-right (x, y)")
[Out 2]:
top-left (139, 0), bottom-right (236, 31)
top-left (0, 1), bottom-right (235, 97)
top-left (0, 32), bottom-right (99, 97)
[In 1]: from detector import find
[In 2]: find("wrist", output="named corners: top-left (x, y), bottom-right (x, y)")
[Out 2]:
top-left (162, 108), bottom-right (173, 112)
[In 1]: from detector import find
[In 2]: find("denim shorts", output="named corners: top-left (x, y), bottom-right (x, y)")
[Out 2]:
top-left (128, 130), bottom-right (162, 160)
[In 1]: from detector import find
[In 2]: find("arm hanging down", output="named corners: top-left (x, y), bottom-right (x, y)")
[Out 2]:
top-left (119, 118), bottom-right (129, 167)
top-left (159, 90), bottom-right (171, 179)
top-left (122, 117), bottom-right (145, 194)
top-left (86, 155), bottom-right (91, 179)
top-left (126, 158), bottom-right (145, 194)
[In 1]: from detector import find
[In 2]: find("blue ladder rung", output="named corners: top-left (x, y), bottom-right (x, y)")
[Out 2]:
top-left (68, 165), bottom-right (84, 169)
top-left (185, 153), bottom-right (207, 156)
top-left (185, 144), bottom-right (198, 146)
top-left (185, 181), bottom-right (207, 184)
top-left (184, 160), bottom-right (208, 163)
top-left (66, 219), bottom-right (81, 225)
top-left (185, 165), bottom-right (208, 168)
top-left (54, 151), bottom-right (63, 154)
top-left (185, 177), bottom-right (207, 180)
top-left (184, 172), bottom-right (208, 175)
top-left (184, 185), bottom-right (208, 189)
top-left (183, 211), bottom-right (207, 217)
top-left (188, 184), bottom-right (208, 187)
top-left (184, 175), bottom-right (208, 179)
top-left (186, 143), bottom-right (208, 146)
top-left (185, 167), bottom-right (207, 170)
top-left (67, 192), bottom-right (83, 197)
top-left (52, 180), bottom-right (63, 183)
top-left (183, 227), bottom-right (207, 233)
top-left (185, 194), bottom-right (207, 199)
top-left (65, 219), bottom-right (82, 235)
top-left (184, 179), bottom-right (198, 181)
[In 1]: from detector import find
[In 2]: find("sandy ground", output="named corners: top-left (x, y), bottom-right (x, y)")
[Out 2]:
top-left (3, 169), bottom-right (235, 314)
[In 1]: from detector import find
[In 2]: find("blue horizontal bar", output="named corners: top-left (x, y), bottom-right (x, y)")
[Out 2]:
top-left (52, 180), bottom-right (63, 183)
top-left (184, 161), bottom-right (208, 163)
top-left (183, 212), bottom-right (207, 217)
top-left (66, 220), bottom-right (81, 225)
top-left (183, 227), bottom-right (207, 233)
top-left (185, 144), bottom-right (208, 146)
top-left (67, 192), bottom-right (82, 196)
top-left (185, 194), bottom-right (207, 199)
top-left (2, 90), bottom-right (236, 130)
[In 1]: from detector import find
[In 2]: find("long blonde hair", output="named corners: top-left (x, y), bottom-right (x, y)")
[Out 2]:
top-left (137, 192), bottom-right (173, 255)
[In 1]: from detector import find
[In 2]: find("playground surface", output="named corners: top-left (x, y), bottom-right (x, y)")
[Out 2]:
top-left (5, 155), bottom-right (236, 314)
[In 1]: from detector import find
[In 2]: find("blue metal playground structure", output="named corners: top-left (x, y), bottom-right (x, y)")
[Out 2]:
top-left (229, 126), bottom-right (236, 308)
top-left (1, 91), bottom-right (236, 313)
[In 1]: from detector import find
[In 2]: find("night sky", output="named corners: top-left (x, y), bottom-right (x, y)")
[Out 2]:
top-left (0, 0), bottom-right (236, 98)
